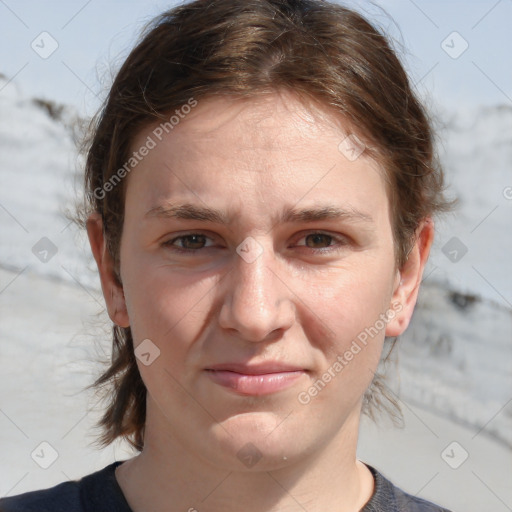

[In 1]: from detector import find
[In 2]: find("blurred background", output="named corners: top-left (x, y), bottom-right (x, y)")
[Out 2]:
top-left (0, 1), bottom-right (511, 511)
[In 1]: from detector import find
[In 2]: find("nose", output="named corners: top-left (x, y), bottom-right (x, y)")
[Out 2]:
top-left (218, 241), bottom-right (296, 342)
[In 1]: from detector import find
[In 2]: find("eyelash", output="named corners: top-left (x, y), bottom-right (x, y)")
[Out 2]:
top-left (163, 231), bottom-right (348, 254)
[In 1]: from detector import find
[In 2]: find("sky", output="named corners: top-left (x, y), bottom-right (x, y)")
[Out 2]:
top-left (0, 0), bottom-right (511, 117)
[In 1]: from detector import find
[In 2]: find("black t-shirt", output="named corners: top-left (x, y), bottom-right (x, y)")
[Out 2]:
top-left (0, 461), bottom-right (451, 512)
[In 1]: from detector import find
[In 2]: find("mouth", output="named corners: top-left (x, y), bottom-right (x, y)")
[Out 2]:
top-left (204, 363), bottom-right (307, 396)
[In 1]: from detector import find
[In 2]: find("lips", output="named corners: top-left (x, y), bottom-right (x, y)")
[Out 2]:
top-left (206, 362), bottom-right (305, 374)
top-left (205, 362), bottom-right (306, 395)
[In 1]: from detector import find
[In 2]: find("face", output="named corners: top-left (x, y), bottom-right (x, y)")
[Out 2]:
top-left (90, 90), bottom-right (430, 471)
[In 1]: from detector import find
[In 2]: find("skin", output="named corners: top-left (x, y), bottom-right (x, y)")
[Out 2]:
top-left (88, 89), bottom-right (433, 512)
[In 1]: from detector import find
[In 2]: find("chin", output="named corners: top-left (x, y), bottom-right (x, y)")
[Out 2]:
top-left (207, 411), bottom-right (315, 471)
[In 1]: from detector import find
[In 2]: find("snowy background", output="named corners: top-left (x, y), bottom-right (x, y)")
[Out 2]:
top-left (1, 2), bottom-right (511, 512)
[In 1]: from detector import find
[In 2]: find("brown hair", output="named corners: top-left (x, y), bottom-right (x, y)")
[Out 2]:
top-left (83, 0), bottom-right (451, 451)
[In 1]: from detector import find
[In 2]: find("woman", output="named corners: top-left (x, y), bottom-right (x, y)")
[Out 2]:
top-left (0, 0), bottom-right (452, 510)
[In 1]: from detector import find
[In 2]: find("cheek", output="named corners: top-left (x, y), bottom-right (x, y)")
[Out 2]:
top-left (295, 271), bottom-right (393, 414)
top-left (121, 250), bottom-right (219, 363)
top-left (293, 256), bottom-right (396, 409)
top-left (122, 269), bottom-right (219, 405)
top-left (299, 257), bottom-right (396, 351)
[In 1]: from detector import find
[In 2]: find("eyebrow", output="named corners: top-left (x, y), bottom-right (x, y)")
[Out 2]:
top-left (279, 206), bottom-right (373, 224)
top-left (144, 203), bottom-right (374, 225)
top-left (145, 203), bottom-right (230, 223)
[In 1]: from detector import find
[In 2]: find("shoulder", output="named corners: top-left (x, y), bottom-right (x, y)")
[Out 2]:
top-left (0, 480), bottom-right (81, 512)
top-left (363, 464), bottom-right (452, 512)
top-left (0, 462), bottom-right (131, 512)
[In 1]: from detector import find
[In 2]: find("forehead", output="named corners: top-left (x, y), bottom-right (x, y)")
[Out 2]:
top-left (167, 91), bottom-right (339, 142)
top-left (125, 90), bottom-right (388, 220)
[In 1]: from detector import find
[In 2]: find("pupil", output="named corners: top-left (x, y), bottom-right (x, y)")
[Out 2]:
top-left (184, 235), bottom-right (205, 249)
top-left (306, 234), bottom-right (330, 248)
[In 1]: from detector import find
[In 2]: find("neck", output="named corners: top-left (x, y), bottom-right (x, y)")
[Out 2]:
top-left (116, 405), bottom-right (374, 512)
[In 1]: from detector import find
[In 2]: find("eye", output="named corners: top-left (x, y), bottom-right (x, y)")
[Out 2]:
top-left (164, 233), bottom-right (214, 251)
top-left (303, 233), bottom-right (335, 249)
top-left (294, 231), bottom-right (348, 253)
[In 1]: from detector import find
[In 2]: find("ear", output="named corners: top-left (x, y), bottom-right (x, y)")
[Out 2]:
top-left (86, 212), bottom-right (130, 328)
top-left (385, 218), bottom-right (434, 337)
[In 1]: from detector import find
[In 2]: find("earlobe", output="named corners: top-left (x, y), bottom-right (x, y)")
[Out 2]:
top-left (86, 213), bottom-right (130, 328)
top-left (385, 218), bottom-right (434, 338)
